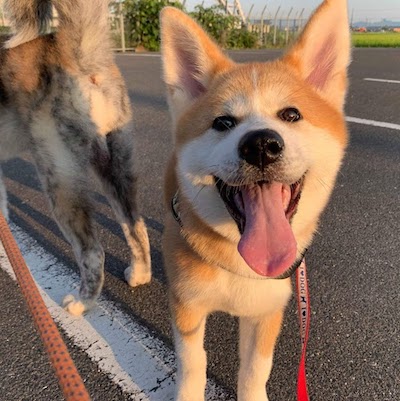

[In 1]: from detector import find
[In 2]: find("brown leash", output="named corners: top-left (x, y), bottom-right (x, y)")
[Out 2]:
top-left (0, 211), bottom-right (91, 401)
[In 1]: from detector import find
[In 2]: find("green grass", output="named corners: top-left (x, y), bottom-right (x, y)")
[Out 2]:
top-left (352, 32), bottom-right (400, 47)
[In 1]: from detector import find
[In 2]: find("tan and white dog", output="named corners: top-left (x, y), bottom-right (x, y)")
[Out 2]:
top-left (160, 0), bottom-right (350, 400)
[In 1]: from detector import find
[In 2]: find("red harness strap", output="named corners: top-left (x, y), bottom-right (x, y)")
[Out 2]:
top-left (296, 259), bottom-right (311, 401)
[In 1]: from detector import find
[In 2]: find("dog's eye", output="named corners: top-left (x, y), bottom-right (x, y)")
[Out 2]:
top-left (212, 116), bottom-right (237, 131)
top-left (278, 107), bottom-right (302, 123)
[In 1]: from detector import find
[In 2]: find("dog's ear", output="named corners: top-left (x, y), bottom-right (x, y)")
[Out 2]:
top-left (283, 0), bottom-right (351, 110)
top-left (160, 7), bottom-right (234, 126)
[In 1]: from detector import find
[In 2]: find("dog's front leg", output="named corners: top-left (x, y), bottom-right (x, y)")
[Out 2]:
top-left (171, 296), bottom-right (208, 401)
top-left (238, 311), bottom-right (284, 401)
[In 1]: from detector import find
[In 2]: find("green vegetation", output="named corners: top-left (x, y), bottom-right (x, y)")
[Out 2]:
top-left (352, 32), bottom-right (400, 47)
top-left (122, 1), bottom-right (258, 51)
top-left (227, 28), bottom-right (258, 49)
top-left (190, 5), bottom-right (258, 49)
top-left (123, 0), bottom-right (183, 51)
top-left (190, 4), bottom-right (237, 47)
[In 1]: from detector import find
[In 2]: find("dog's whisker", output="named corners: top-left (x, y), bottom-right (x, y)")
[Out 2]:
top-left (316, 177), bottom-right (332, 193)
top-left (192, 185), bottom-right (207, 203)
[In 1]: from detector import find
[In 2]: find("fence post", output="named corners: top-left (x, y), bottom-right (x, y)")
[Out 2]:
top-left (247, 4), bottom-right (254, 22)
top-left (246, 3), bottom-right (254, 31)
top-left (297, 8), bottom-right (305, 33)
top-left (350, 8), bottom-right (354, 28)
top-left (293, 10), bottom-right (298, 31)
top-left (119, 2), bottom-right (126, 53)
top-left (273, 6), bottom-right (281, 46)
top-left (291, 10), bottom-right (298, 42)
top-left (285, 7), bottom-right (293, 45)
top-left (260, 4), bottom-right (267, 46)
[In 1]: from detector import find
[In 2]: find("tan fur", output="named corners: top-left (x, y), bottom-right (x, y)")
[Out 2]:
top-left (170, 293), bottom-right (207, 338)
top-left (161, 1), bottom-right (350, 399)
top-left (257, 311), bottom-right (284, 358)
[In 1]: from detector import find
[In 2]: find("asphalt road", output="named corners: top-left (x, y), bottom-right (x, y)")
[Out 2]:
top-left (1, 48), bottom-right (400, 401)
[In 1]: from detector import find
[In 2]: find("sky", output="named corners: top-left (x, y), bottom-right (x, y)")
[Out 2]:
top-left (185, 0), bottom-right (400, 22)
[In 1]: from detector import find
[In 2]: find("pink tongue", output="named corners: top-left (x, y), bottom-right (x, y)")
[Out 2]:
top-left (237, 182), bottom-right (297, 277)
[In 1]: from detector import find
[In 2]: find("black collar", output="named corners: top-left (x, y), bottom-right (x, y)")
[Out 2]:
top-left (171, 191), bottom-right (183, 228)
top-left (170, 190), bottom-right (306, 280)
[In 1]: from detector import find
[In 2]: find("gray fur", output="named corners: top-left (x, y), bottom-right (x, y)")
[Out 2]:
top-left (3, 0), bottom-right (53, 48)
top-left (0, 0), bottom-right (151, 314)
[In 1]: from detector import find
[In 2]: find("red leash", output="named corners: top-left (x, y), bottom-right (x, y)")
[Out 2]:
top-left (296, 259), bottom-right (311, 401)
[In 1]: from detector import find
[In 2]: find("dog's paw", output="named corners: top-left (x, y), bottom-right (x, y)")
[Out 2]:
top-left (124, 264), bottom-right (151, 287)
top-left (62, 294), bottom-right (86, 316)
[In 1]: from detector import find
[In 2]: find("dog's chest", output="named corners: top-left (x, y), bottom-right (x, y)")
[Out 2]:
top-left (187, 270), bottom-right (292, 317)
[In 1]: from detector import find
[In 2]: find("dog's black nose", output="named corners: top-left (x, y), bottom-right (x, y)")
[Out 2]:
top-left (238, 129), bottom-right (284, 169)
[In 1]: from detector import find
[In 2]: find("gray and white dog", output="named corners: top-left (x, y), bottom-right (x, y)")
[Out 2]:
top-left (0, 0), bottom-right (151, 315)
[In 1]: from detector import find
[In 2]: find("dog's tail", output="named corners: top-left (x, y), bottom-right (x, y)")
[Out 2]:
top-left (3, 0), bottom-right (53, 49)
top-left (4, 0), bottom-right (112, 66)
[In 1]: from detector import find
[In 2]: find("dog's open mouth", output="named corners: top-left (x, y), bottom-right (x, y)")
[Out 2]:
top-left (215, 177), bottom-right (304, 278)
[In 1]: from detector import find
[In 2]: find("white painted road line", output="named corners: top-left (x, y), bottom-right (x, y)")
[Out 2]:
top-left (364, 78), bottom-right (400, 84)
top-left (346, 116), bottom-right (400, 131)
top-left (0, 224), bottom-right (234, 401)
